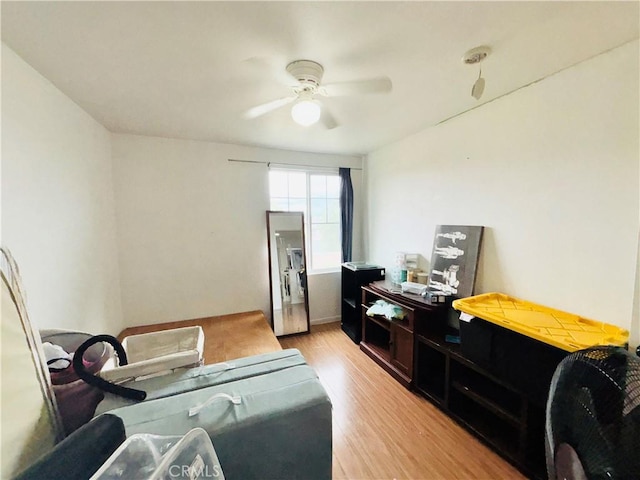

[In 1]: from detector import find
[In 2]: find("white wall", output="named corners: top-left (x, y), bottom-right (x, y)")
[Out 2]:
top-left (365, 40), bottom-right (639, 336)
top-left (308, 272), bottom-right (342, 324)
top-left (1, 43), bottom-right (124, 335)
top-left (112, 133), bottom-right (361, 327)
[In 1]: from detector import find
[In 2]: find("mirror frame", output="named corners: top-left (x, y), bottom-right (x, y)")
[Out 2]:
top-left (266, 210), bottom-right (311, 337)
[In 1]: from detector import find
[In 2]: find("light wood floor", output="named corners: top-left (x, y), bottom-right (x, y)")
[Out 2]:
top-left (119, 310), bottom-right (281, 364)
top-left (280, 322), bottom-right (526, 480)
top-left (120, 313), bottom-right (525, 479)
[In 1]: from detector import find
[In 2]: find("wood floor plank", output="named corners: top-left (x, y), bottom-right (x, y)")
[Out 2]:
top-left (280, 322), bottom-right (526, 480)
top-left (118, 310), bottom-right (281, 364)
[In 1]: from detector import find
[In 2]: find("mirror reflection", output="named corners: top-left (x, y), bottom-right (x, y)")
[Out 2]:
top-left (267, 211), bottom-right (310, 336)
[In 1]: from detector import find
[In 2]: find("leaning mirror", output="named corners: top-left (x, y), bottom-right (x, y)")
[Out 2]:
top-left (266, 211), bottom-right (311, 337)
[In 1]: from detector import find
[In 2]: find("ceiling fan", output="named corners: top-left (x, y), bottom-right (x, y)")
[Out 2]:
top-left (243, 59), bottom-right (392, 129)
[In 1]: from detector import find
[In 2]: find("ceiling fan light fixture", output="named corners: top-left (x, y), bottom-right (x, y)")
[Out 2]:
top-left (291, 98), bottom-right (321, 126)
top-left (246, 57), bottom-right (389, 129)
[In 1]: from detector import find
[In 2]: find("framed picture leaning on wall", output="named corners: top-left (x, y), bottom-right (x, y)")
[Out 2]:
top-left (428, 225), bottom-right (484, 299)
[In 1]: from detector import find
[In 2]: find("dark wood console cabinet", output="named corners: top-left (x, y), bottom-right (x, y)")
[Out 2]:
top-left (415, 330), bottom-right (546, 478)
top-left (360, 282), bottom-right (445, 388)
top-left (359, 281), bottom-right (545, 479)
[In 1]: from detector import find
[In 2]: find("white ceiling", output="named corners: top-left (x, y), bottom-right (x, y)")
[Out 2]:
top-left (2, 1), bottom-right (638, 155)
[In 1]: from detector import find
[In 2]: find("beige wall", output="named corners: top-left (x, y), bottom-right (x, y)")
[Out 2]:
top-left (365, 40), bottom-right (639, 340)
top-left (8, 33), bottom-right (634, 344)
top-left (111, 133), bottom-right (361, 327)
top-left (1, 43), bottom-right (124, 335)
top-left (1, 35), bottom-right (361, 333)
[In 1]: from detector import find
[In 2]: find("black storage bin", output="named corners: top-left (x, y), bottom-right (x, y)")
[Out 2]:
top-left (459, 317), bottom-right (494, 371)
top-left (492, 326), bottom-right (567, 406)
top-left (460, 317), bottom-right (568, 406)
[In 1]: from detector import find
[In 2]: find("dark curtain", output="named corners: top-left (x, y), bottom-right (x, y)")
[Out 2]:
top-left (339, 168), bottom-right (354, 263)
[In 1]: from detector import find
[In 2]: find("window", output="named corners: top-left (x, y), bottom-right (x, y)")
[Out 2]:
top-left (269, 169), bottom-right (341, 271)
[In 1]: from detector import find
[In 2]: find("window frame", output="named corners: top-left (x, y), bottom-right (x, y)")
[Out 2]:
top-left (268, 167), bottom-right (341, 274)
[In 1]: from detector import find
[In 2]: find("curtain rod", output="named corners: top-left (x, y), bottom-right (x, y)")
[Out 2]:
top-left (227, 158), bottom-right (362, 171)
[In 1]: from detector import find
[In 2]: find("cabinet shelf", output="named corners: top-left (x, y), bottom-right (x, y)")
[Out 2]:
top-left (415, 341), bottom-right (447, 403)
top-left (416, 342), bottom-right (545, 479)
top-left (362, 313), bottom-right (391, 353)
top-left (359, 281), bottom-right (545, 479)
top-left (417, 332), bottom-right (462, 355)
top-left (449, 390), bottom-right (521, 460)
top-left (450, 361), bottom-right (522, 418)
top-left (360, 282), bottom-right (431, 388)
top-left (365, 313), bottom-right (392, 332)
top-left (360, 341), bottom-right (411, 387)
top-left (450, 380), bottom-right (522, 427)
top-left (341, 265), bottom-right (385, 344)
top-left (414, 311), bottom-right (544, 478)
top-left (360, 341), bottom-right (390, 363)
top-left (414, 386), bottom-right (445, 407)
top-left (343, 297), bottom-right (357, 309)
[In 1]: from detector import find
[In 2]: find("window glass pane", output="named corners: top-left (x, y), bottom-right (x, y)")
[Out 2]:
top-left (327, 199), bottom-right (340, 223)
top-left (288, 172), bottom-right (307, 198)
top-left (311, 198), bottom-right (327, 223)
top-left (270, 198), bottom-right (289, 211)
top-left (269, 171), bottom-right (288, 198)
top-left (289, 198), bottom-right (307, 217)
top-left (269, 169), bottom-right (341, 271)
top-left (311, 224), bottom-right (341, 269)
top-left (310, 175), bottom-right (327, 198)
top-left (326, 176), bottom-right (340, 198)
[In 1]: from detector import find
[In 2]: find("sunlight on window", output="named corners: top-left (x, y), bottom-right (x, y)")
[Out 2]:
top-left (269, 170), bottom-right (341, 271)
top-left (269, 171), bottom-right (307, 217)
top-left (311, 223), bottom-right (341, 269)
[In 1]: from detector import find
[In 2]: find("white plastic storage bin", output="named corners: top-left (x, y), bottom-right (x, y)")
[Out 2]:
top-left (100, 326), bottom-right (204, 383)
top-left (91, 427), bottom-right (224, 480)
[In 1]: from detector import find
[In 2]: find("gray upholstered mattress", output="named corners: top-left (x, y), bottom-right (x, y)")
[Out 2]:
top-left (105, 364), bottom-right (332, 479)
top-left (96, 348), bottom-right (307, 414)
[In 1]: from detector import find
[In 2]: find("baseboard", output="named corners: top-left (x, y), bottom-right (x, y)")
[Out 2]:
top-left (310, 316), bottom-right (340, 326)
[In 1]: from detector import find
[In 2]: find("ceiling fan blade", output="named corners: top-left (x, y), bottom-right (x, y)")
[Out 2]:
top-left (244, 96), bottom-right (296, 119)
top-left (322, 76), bottom-right (392, 97)
top-left (320, 107), bottom-right (339, 130)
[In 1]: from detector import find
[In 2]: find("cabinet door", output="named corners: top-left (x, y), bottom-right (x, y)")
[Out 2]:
top-left (390, 324), bottom-right (413, 378)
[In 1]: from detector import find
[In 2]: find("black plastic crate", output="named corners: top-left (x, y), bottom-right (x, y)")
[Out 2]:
top-left (460, 316), bottom-right (568, 406)
top-left (495, 327), bottom-right (567, 406)
top-left (459, 317), bottom-right (494, 371)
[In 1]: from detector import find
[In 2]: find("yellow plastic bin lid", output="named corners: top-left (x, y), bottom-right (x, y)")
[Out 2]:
top-left (452, 293), bottom-right (629, 352)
